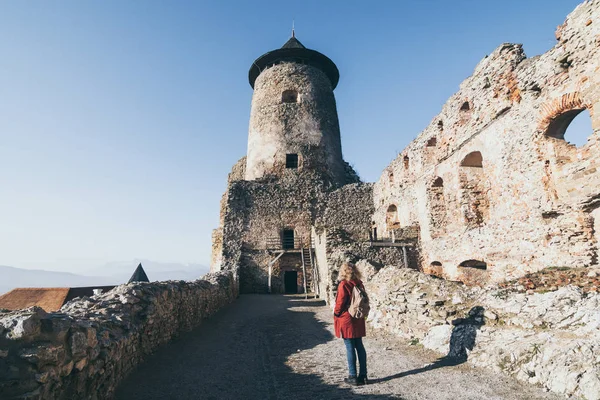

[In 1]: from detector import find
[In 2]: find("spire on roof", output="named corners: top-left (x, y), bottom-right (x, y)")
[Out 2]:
top-left (292, 20), bottom-right (295, 38)
top-left (128, 263), bottom-right (150, 283)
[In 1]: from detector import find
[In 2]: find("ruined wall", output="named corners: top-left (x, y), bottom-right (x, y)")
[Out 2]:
top-left (364, 265), bottom-right (600, 400)
top-left (0, 271), bottom-right (237, 400)
top-left (311, 183), bottom-right (418, 303)
top-left (211, 157), bottom-right (246, 271)
top-left (246, 62), bottom-right (347, 186)
top-left (373, 0), bottom-right (600, 283)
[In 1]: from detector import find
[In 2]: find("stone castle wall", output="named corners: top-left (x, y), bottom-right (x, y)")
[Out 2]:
top-left (362, 264), bottom-right (600, 400)
top-left (214, 169), bottom-right (417, 297)
top-left (373, 0), bottom-right (600, 283)
top-left (0, 271), bottom-right (238, 400)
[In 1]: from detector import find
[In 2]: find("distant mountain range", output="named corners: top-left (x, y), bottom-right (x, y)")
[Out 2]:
top-left (88, 259), bottom-right (209, 283)
top-left (0, 260), bottom-right (210, 296)
top-left (0, 265), bottom-right (116, 296)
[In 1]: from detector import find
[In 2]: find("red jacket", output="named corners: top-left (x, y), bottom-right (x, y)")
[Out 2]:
top-left (334, 279), bottom-right (366, 339)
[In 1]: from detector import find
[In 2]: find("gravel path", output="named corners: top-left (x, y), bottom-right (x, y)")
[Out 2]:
top-left (115, 295), bottom-right (561, 400)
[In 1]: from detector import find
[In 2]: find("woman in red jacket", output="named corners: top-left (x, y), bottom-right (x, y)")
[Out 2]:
top-left (334, 262), bottom-right (368, 386)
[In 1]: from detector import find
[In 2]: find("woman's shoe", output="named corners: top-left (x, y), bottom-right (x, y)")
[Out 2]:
top-left (357, 375), bottom-right (368, 385)
top-left (344, 376), bottom-right (359, 386)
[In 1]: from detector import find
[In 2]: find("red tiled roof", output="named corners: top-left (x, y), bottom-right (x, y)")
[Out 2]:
top-left (0, 288), bottom-right (70, 312)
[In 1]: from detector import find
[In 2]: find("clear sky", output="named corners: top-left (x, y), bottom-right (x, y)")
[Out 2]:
top-left (0, 0), bottom-right (588, 273)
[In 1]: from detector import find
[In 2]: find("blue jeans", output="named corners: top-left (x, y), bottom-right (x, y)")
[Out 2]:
top-left (343, 338), bottom-right (367, 377)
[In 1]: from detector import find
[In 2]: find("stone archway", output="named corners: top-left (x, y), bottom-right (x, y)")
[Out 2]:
top-left (459, 152), bottom-right (489, 228)
top-left (428, 177), bottom-right (447, 237)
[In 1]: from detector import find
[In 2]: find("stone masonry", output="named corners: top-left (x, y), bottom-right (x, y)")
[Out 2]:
top-left (0, 271), bottom-right (237, 400)
top-left (211, 35), bottom-right (412, 297)
top-left (215, 1), bottom-right (600, 297)
top-left (362, 263), bottom-right (600, 400)
top-left (373, 0), bottom-right (600, 284)
top-left (246, 62), bottom-right (347, 185)
top-left (2, 3), bottom-right (600, 400)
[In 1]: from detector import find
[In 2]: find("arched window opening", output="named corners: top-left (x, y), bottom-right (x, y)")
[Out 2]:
top-left (546, 108), bottom-right (592, 148)
top-left (388, 170), bottom-right (394, 184)
top-left (459, 152), bottom-right (489, 228)
top-left (457, 259), bottom-right (489, 286)
top-left (426, 137), bottom-right (437, 147)
top-left (386, 205), bottom-right (399, 228)
top-left (459, 259), bottom-right (487, 270)
top-left (428, 177), bottom-right (447, 237)
top-left (424, 261), bottom-right (443, 277)
top-left (403, 156), bottom-right (410, 170)
top-left (437, 120), bottom-right (444, 131)
top-left (282, 90), bottom-right (299, 103)
top-left (459, 101), bottom-right (473, 124)
top-left (461, 151), bottom-right (483, 168)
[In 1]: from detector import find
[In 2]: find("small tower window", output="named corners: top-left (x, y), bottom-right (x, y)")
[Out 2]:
top-left (282, 90), bottom-right (298, 103)
top-left (286, 154), bottom-right (299, 169)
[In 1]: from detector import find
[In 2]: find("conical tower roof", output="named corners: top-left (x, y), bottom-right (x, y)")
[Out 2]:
top-left (249, 35), bottom-right (339, 89)
top-left (128, 263), bottom-right (150, 283)
top-left (281, 36), bottom-right (305, 49)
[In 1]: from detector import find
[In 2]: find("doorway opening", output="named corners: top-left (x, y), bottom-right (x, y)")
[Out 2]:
top-left (284, 271), bottom-right (298, 294)
top-left (282, 229), bottom-right (295, 249)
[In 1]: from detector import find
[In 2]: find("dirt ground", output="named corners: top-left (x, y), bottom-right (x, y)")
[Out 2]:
top-left (115, 295), bottom-right (562, 400)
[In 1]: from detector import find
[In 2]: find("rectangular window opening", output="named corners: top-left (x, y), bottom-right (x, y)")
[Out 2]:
top-left (286, 154), bottom-right (299, 169)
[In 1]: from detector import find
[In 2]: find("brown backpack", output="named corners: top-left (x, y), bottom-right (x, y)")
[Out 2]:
top-left (348, 284), bottom-right (370, 319)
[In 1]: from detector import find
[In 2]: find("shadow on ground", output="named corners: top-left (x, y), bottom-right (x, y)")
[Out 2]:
top-left (370, 306), bottom-right (485, 385)
top-left (115, 295), bottom-right (403, 400)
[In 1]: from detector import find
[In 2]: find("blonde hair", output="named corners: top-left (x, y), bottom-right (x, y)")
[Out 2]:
top-left (338, 262), bottom-right (362, 281)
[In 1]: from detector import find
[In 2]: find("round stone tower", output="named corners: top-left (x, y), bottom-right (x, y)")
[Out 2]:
top-left (245, 34), bottom-right (347, 185)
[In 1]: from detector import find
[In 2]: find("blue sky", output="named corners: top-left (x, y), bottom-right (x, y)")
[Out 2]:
top-left (0, 0), bottom-right (588, 273)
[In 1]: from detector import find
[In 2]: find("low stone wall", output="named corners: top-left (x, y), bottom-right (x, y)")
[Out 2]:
top-left (363, 265), bottom-right (600, 400)
top-left (0, 271), bottom-right (238, 400)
